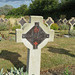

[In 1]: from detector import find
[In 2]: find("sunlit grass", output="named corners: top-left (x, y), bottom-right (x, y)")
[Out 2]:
top-left (0, 31), bottom-right (75, 72)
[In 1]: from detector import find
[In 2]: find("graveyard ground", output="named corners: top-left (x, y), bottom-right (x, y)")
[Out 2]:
top-left (0, 31), bottom-right (75, 75)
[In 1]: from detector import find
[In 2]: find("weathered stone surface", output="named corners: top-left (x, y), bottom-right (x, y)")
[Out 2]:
top-left (16, 16), bottom-right (54, 75)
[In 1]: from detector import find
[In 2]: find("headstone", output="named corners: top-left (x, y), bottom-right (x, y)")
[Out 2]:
top-left (0, 18), bottom-right (4, 22)
top-left (45, 17), bottom-right (54, 28)
top-left (16, 16), bottom-right (54, 75)
top-left (57, 19), bottom-right (63, 25)
top-left (69, 17), bottom-right (75, 30)
top-left (62, 18), bottom-right (68, 24)
top-left (5, 18), bottom-right (8, 22)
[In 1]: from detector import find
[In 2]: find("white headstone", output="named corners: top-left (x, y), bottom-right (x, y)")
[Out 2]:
top-left (69, 17), bottom-right (75, 30)
top-left (0, 18), bottom-right (4, 22)
top-left (16, 16), bottom-right (54, 75)
top-left (62, 18), bottom-right (68, 24)
top-left (45, 17), bottom-right (54, 29)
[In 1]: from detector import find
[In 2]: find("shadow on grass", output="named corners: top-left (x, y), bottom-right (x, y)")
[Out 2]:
top-left (0, 50), bottom-right (26, 71)
top-left (48, 47), bottom-right (75, 57)
top-left (9, 32), bottom-right (16, 35)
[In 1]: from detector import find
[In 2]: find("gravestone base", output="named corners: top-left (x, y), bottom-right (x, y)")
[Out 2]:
top-left (26, 49), bottom-right (41, 75)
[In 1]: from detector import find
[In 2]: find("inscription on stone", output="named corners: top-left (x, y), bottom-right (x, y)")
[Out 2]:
top-left (22, 22), bottom-right (49, 49)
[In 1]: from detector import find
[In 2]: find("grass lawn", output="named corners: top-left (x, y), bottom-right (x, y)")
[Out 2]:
top-left (0, 31), bottom-right (75, 73)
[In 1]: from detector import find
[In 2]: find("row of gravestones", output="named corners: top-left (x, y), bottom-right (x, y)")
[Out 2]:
top-left (19, 17), bottom-right (75, 30)
top-left (0, 17), bottom-right (75, 30)
top-left (0, 16), bottom-right (74, 75)
top-left (57, 17), bottom-right (75, 30)
top-left (19, 17), bottom-right (54, 29)
top-left (0, 18), bottom-right (8, 23)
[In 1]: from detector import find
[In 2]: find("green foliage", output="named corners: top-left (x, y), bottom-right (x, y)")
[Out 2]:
top-left (73, 26), bottom-right (75, 30)
top-left (0, 68), bottom-right (3, 75)
top-left (50, 23), bottom-right (59, 30)
top-left (9, 67), bottom-right (24, 75)
top-left (60, 15), bottom-right (66, 19)
top-left (5, 0), bottom-right (75, 19)
top-left (59, 24), bottom-right (69, 30)
top-left (70, 30), bottom-right (75, 36)
top-left (29, 0), bottom-right (58, 16)
top-left (12, 25), bottom-right (21, 31)
top-left (7, 4), bottom-right (28, 17)
top-left (59, 30), bottom-right (68, 36)
top-left (14, 20), bottom-right (18, 26)
top-left (5, 15), bottom-right (22, 18)
top-left (64, 67), bottom-right (71, 75)
top-left (0, 22), bottom-right (8, 31)
top-left (7, 21), bottom-right (12, 30)
top-left (0, 67), bottom-right (25, 75)
top-left (0, 5), bottom-right (13, 15)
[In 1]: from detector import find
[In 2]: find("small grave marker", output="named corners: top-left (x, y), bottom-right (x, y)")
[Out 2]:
top-left (45, 17), bottom-right (54, 28)
top-left (69, 17), bottom-right (75, 26)
top-left (16, 16), bottom-right (54, 75)
top-left (63, 18), bottom-right (68, 24)
top-left (69, 17), bottom-right (75, 30)
top-left (5, 19), bottom-right (8, 22)
top-left (58, 19), bottom-right (63, 23)
top-left (0, 18), bottom-right (4, 22)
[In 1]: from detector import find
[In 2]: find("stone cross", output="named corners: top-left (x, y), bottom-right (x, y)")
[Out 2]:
top-left (0, 18), bottom-right (4, 22)
top-left (45, 17), bottom-right (54, 29)
top-left (16, 16), bottom-right (54, 75)
top-left (62, 18), bottom-right (68, 24)
top-left (69, 17), bottom-right (75, 30)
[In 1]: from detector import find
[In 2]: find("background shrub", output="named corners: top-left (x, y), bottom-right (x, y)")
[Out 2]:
top-left (73, 25), bottom-right (75, 30)
top-left (50, 23), bottom-right (59, 30)
top-left (59, 24), bottom-right (69, 30)
top-left (70, 30), bottom-right (75, 36)
top-left (0, 22), bottom-right (8, 31)
top-left (12, 25), bottom-right (21, 31)
top-left (59, 30), bottom-right (69, 37)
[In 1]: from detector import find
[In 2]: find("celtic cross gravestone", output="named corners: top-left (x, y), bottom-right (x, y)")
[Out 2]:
top-left (45, 17), bottom-right (54, 29)
top-left (16, 16), bottom-right (54, 75)
top-left (69, 17), bottom-right (75, 30)
top-left (63, 18), bottom-right (68, 24)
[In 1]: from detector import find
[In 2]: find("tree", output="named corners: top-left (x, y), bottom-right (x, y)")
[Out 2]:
top-left (29, 0), bottom-right (59, 17)
top-left (0, 5), bottom-right (13, 15)
top-left (7, 4), bottom-right (28, 17)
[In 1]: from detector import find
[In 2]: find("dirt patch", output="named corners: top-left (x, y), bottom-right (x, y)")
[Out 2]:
top-left (41, 65), bottom-right (75, 75)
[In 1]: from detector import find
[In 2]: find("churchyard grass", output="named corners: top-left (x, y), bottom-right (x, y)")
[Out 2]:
top-left (0, 30), bottom-right (75, 72)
